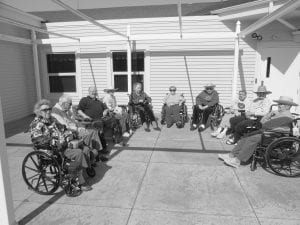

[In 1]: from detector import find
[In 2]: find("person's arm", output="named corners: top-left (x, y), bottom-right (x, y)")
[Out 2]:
top-left (77, 98), bottom-right (92, 120)
top-left (262, 116), bottom-right (293, 131)
top-left (30, 121), bottom-right (51, 148)
top-left (196, 92), bottom-right (203, 106)
top-left (163, 94), bottom-right (169, 104)
top-left (260, 111), bottom-right (274, 124)
top-left (206, 91), bottom-right (219, 107)
top-left (179, 94), bottom-right (185, 105)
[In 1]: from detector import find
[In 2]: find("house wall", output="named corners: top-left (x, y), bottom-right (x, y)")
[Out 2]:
top-left (39, 16), bottom-right (257, 112)
top-left (0, 27), bottom-right (37, 122)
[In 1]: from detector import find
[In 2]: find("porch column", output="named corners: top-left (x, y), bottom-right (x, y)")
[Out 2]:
top-left (31, 30), bottom-right (42, 101)
top-left (232, 20), bottom-right (241, 101)
top-left (127, 25), bottom-right (132, 93)
top-left (0, 97), bottom-right (17, 225)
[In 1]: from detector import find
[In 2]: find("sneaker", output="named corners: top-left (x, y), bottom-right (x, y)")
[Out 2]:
top-left (217, 128), bottom-right (228, 139)
top-left (218, 153), bottom-right (230, 161)
top-left (161, 120), bottom-right (166, 125)
top-left (190, 124), bottom-right (197, 131)
top-left (224, 157), bottom-right (240, 168)
top-left (122, 132), bottom-right (130, 138)
top-left (211, 127), bottom-right (222, 137)
top-left (198, 124), bottom-right (205, 132)
top-left (80, 183), bottom-right (92, 191)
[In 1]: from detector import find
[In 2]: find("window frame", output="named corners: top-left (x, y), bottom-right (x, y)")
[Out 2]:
top-left (111, 50), bottom-right (146, 93)
top-left (40, 46), bottom-right (82, 100)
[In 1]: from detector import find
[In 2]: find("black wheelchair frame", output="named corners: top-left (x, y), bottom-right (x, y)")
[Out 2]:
top-left (250, 118), bottom-right (300, 177)
top-left (22, 146), bottom-right (96, 197)
top-left (128, 101), bottom-right (153, 130)
top-left (190, 103), bottom-right (225, 130)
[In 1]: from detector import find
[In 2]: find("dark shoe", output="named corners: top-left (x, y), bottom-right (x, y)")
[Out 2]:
top-left (190, 123), bottom-right (197, 131)
top-left (95, 155), bottom-right (100, 162)
top-left (101, 148), bottom-right (110, 155)
top-left (226, 138), bottom-right (236, 145)
top-left (100, 156), bottom-right (109, 162)
top-left (167, 123), bottom-right (173, 128)
top-left (144, 127), bottom-right (151, 132)
top-left (160, 120), bottom-right (166, 125)
top-left (80, 183), bottom-right (92, 192)
top-left (154, 126), bottom-right (161, 131)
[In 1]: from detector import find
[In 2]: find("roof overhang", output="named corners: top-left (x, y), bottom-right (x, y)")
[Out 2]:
top-left (0, 2), bottom-right (44, 27)
top-left (239, 0), bottom-right (300, 37)
top-left (211, 0), bottom-right (287, 20)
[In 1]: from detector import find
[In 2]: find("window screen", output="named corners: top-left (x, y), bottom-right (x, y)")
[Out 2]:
top-left (47, 54), bottom-right (76, 73)
top-left (49, 76), bottom-right (76, 92)
top-left (114, 75), bottom-right (128, 92)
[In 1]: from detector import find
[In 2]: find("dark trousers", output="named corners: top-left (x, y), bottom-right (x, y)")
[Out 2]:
top-left (134, 104), bottom-right (155, 124)
top-left (192, 105), bottom-right (214, 126)
top-left (165, 104), bottom-right (180, 126)
top-left (234, 119), bottom-right (262, 141)
top-left (229, 115), bottom-right (246, 134)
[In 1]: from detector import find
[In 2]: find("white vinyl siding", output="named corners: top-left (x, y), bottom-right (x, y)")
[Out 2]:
top-left (42, 16), bottom-right (256, 112)
top-left (0, 41), bottom-right (36, 122)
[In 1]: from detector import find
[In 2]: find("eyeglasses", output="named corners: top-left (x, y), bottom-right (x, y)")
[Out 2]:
top-left (170, 89), bottom-right (176, 92)
top-left (206, 87), bottom-right (213, 90)
top-left (41, 107), bottom-right (52, 112)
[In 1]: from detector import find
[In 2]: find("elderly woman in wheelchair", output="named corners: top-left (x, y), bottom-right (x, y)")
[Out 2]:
top-left (128, 82), bottom-right (160, 132)
top-left (218, 96), bottom-right (300, 177)
top-left (23, 99), bottom-right (93, 197)
top-left (160, 86), bottom-right (187, 128)
top-left (191, 83), bottom-right (224, 132)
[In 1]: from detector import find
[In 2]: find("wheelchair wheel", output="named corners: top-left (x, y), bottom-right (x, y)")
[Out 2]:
top-left (86, 167), bottom-right (96, 178)
top-left (22, 151), bottom-right (61, 195)
top-left (266, 137), bottom-right (300, 177)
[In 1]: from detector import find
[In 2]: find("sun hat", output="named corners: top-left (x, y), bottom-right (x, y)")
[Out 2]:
top-left (104, 85), bottom-right (118, 92)
top-left (273, 96), bottom-right (298, 106)
top-left (169, 86), bottom-right (177, 91)
top-left (204, 83), bottom-right (216, 88)
top-left (254, 85), bottom-right (272, 94)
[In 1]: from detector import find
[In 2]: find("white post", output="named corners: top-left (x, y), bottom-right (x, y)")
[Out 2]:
top-left (31, 30), bottom-right (42, 101)
top-left (127, 25), bottom-right (132, 93)
top-left (0, 97), bottom-right (17, 225)
top-left (232, 20), bottom-right (241, 101)
top-left (269, 0), bottom-right (274, 13)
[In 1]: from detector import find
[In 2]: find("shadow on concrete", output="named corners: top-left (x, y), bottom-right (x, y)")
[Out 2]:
top-left (18, 191), bottom-right (65, 225)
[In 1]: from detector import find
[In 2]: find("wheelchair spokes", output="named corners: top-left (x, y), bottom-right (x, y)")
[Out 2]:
top-left (266, 137), bottom-right (300, 177)
top-left (22, 151), bottom-right (61, 195)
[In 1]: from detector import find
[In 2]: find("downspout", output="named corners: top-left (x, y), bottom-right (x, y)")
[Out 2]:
top-left (31, 30), bottom-right (42, 101)
top-left (127, 25), bottom-right (132, 93)
top-left (232, 20), bottom-right (241, 101)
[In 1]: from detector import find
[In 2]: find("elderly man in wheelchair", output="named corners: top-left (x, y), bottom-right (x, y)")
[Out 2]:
top-left (25, 99), bottom-right (93, 197)
top-left (218, 96), bottom-right (300, 176)
top-left (160, 86), bottom-right (187, 128)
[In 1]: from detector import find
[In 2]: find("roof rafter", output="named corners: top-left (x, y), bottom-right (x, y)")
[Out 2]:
top-left (51, 0), bottom-right (128, 39)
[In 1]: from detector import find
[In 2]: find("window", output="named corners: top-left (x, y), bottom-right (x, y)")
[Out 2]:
top-left (46, 53), bottom-right (77, 93)
top-left (112, 51), bottom-right (144, 92)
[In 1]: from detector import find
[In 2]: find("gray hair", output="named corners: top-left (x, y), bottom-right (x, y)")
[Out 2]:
top-left (59, 95), bottom-right (72, 104)
top-left (133, 82), bottom-right (142, 90)
top-left (33, 99), bottom-right (51, 115)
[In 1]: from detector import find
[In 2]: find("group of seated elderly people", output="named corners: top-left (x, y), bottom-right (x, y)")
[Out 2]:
top-left (30, 81), bottom-right (299, 193)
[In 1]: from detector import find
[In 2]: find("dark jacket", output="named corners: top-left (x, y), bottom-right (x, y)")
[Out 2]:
top-left (195, 90), bottom-right (219, 107)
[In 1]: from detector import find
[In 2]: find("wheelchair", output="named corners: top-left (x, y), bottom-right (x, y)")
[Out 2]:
top-left (163, 103), bottom-right (188, 128)
top-left (250, 118), bottom-right (300, 177)
top-left (22, 145), bottom-right (96, 197)
top-left (128, 101), bottom-right (153, 130)
top-left (190, 103), bottom-right (225, 130)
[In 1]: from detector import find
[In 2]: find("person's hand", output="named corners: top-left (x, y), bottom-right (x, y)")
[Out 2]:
top-left (138, 99), bottom-right (144, 103)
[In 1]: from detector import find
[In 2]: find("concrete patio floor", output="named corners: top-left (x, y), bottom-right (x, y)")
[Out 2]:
top-left (5, 116), bottom-right (300, 225)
